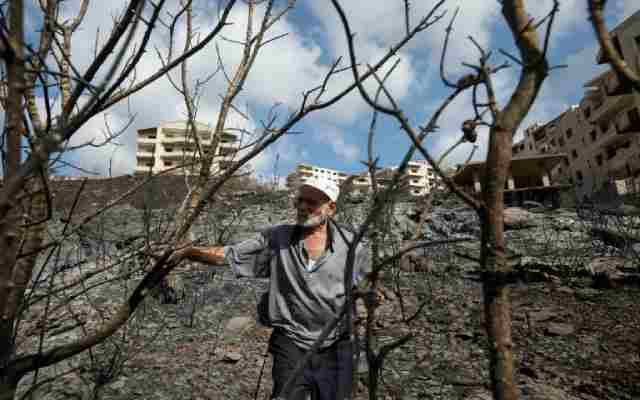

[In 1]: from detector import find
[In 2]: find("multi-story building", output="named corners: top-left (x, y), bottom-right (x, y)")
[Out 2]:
top-left (405, 160), bottom-right (444, 195)
top-left (135, 120), bottom-right (239, 176)
top-left (285, 163), bottom-right (350, 190)
top-left (513, 10), bottom-right (640, 200)
top-left (286, 160), bottom-right (443, 198)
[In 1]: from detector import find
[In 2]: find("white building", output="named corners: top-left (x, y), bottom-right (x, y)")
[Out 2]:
top-left (286, 160), bottom-right (444, 197)
top-left (286, 163), bottom-right (349, 188)
top-left (135, 120), bottom-right (239, 176)
top-left (405, 160), bottom-right (442, 196)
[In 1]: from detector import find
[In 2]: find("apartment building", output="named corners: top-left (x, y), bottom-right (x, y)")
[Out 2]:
top-left (513, 10), bottom-right (640, 200)
top-left (404, 160), bottom-right (444, 195)
top-left (286, 160), bottom-right (443, 197)
top-left (135, 121), bottom-right (239, 176)
top-left (285, 163), bottom-right (350, 189)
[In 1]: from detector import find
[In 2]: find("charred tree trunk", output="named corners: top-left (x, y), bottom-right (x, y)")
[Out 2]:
top-left (480, 127), bottom-right (517, 400)
top-left (0, 2), bottom-right (26, 399)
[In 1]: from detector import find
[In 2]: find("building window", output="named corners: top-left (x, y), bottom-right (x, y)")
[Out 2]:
top-left (564, 158), bottom-right (570, 166)
top-left (590, 130), bottom-right (597, 142)
top-left (572, 149), bottom-right (578, 159)
top-left (599, 120), bottom-right (609, 133)
top-left (596, 154), bottom-right (603, 166)
top-left (559, 137), bottom-right (565, 147)
top-left (607, 147), bottom-right (617, 160)
top-left (529, 144), bottom-right (533, 150)
top-left (165, 147), bottom-right (173, 152)
top-left (566, 128), bottom-right (573, 139)
top-left (576, 170), bottom-right (583, 181)
top-left (583, 107), bottom-right (591, 119)
top-left (164, 161), bottom-right (174, 167)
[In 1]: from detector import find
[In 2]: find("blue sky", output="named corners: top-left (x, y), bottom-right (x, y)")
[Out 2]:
top-left (22, 0), bottom-right (638, 181)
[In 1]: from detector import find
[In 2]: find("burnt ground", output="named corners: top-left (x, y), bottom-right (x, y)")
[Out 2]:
top-left (25, 267), bottom-right (638, 400)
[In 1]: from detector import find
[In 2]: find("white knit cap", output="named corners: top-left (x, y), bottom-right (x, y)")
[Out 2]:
top-left (299, 176), bottom-right (340, 202)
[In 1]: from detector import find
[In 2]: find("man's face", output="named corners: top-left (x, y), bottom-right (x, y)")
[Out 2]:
top-left (295, 185), bottom-right (335, 229)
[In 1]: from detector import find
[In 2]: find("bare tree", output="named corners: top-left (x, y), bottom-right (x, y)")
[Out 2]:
top-left (0, 1), bottom-right (409, 398)
top-left (588, 0), bottom-right (640, 92)
top-left (328, 0), bottom-right (560, 399)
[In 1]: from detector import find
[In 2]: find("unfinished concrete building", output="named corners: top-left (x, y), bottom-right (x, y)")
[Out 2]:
top-left (135, 121), bottom-right (239, 176)
top-left (513, 10), bottom-right (640, 200)
top-left (452, 154), bottom-right (570, 207)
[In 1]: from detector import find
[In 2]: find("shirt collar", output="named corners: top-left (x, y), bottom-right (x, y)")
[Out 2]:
top-left (292, 220), bottom-right (335, 253)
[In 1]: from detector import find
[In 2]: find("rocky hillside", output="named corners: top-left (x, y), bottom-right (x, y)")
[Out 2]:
top-left (14, 189), bottom-right (640, 400)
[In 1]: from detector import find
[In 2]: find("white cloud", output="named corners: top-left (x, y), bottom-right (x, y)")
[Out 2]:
top-left (315, 125), bottom-right (360, 164)
top-left (62, 110), bottom-right (136, 176)
top-left (615, 0), bottom-right (638, 19)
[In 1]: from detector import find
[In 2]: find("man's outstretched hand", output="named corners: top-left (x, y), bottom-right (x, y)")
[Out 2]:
top-left (146, 243), bottom-right (193, 268)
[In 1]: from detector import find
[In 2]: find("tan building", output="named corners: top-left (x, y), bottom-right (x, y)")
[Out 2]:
top-left (135, 121), bottom-right (239, 176)
top-left (513, 10), bottom-right (640, 200)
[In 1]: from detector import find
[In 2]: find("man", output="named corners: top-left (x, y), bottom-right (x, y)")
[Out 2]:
top-left (171, 176), bottom-right (371, 400)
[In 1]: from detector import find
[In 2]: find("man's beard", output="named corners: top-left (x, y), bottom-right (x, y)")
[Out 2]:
top-left (296, 211), bottom-right (328, 229)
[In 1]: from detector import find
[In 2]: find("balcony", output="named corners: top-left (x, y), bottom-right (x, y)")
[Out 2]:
top-left (160, 151), bottom-right (198, 160)
top-left (532, 127), bottom-right (547, 142)
top-left (603, 70), bottom-right (634, 96)
top-left (135, 165), bottom-right (154, 174)
top-left (161, 135), bottom-right (196, 144)
top-left (616, 107), bottom-right (640, 134)
top-left (589, 93), bottom-right (635, 125)
top-left (137, 137), bottom-right (157, 145)
top-left (218, 160), bottom-right (234, 170)
top-left (136, 151), bottom-right (154, 159)
top-left (218, 142), bottom-right (238, 157)
top-left (595, 108), bottom-right (640, 149)
top-left (606, 154), bottom-right (631, 179)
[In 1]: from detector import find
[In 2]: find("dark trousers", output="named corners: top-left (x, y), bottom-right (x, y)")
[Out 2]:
top-left (269, 329), bottom-right (354, 400)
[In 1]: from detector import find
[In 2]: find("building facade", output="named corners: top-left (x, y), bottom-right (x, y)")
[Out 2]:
top-left (286, 160), bottom-right (444, 197)
top-left (513, 10), bottom-right (640, 200)
top-left (285, 163), bottom-right (350, 188)
top-left (135, 121), bottom-right (239, 176)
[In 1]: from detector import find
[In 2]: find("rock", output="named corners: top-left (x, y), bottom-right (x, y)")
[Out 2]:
top-left (503, 207), bottom-right (537, 230)
top-left (523, 377), bottom-right (588, 400)
top-left (586, 257), bottom-right (626, 289)
top-left (222, 351), bottom-right (243, 363)
top-left (556, 286), bottom-right (575, 295)
top-left (576, 287), bottom-right (600, 300)
top-left (528, 309), bottom-right (555, 323)
top-left (225, 316), bottom-right (254, 336)
top-left (455, 331), bottom-right (474, 341)
top-left (545, 322), bottom-right (575, 336)
top-left (399, 253), bottom-right (435, 273)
